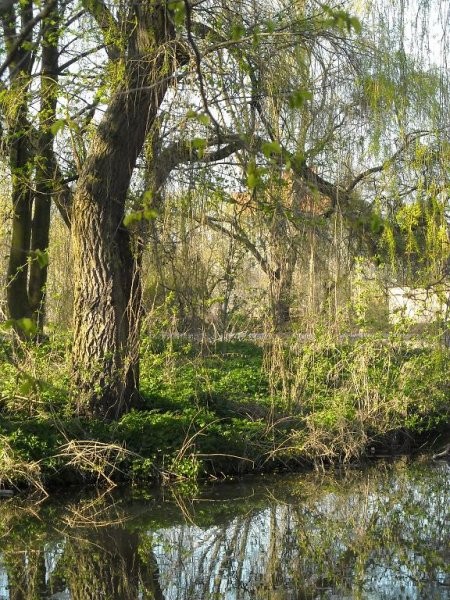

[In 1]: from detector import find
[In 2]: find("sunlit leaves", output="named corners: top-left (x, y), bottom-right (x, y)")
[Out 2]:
top-left (124, 191), bottom-right (158, 228)
top-left (321, 6), bottom-right (362, 34)
top-left (261, 141), bottom-right (282, 158)
top-left (288, 89), bottom-right (312, 109)
top-left (369, 211), bottom-right (384, 235)
top-left (168, 0), bottom-right (186, 27)
top-left (246, 159), bottom-right (260, 189)
top-left (33, 249), bottom-right (49, 269)
top-left (49, 117), bottom-right (80, 136)
top-left (3, 317), bottom-right (38, 337)
top-left (186, 110), bottom-right (210, 127)
top-left (231, 22), bottom-right (246, 41)
top-left (191, 137), bottom-right (207, 158)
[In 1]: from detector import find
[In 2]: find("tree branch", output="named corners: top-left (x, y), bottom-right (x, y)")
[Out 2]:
top-left (154, 135), bottom-right (245, 192)
top-left (346, 131), bottom-right (430, 193)
top-left (81, 0), bottom-right (121, 61)
top-left (198, 214), bottom-right (270, 275)
top-left (0, 0), bottom-right (57, 79)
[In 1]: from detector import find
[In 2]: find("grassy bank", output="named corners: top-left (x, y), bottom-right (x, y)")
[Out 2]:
top-left (0, 332), bottom-right (448, 492)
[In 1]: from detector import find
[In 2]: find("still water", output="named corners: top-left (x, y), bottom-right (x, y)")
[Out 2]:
top-left (0, 458), bottom-right (448, 599)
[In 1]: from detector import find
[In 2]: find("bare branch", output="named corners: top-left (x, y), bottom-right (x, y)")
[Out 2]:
top-left (198, 214), bottom-right (270, 275)
top-left (154, 135), bottom-right (245, 191)
top-left (346, 131), bottom-right (431, 193)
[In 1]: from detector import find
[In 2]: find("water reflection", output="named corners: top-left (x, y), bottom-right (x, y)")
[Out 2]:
top-left (0, 459), bottom-right (448, 599)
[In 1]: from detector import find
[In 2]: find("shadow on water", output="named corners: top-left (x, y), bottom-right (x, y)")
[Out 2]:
top-left (0, 458), bottom-right (448, 599)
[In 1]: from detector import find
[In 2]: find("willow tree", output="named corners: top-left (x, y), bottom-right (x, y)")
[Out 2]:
top-left (69, 1), bottom-right (176, 417)
top-left (67, 0), bottom-right (373, 418)
top-left (190, 0), bottom-right (449, 334)
top-left (18, 0), bottom-right (442, 418)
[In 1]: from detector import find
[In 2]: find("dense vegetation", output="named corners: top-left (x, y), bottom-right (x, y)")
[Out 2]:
top-left (0, 331), bottom-right (448, 490)
top-left (0, 0), bottom-right (449, 491)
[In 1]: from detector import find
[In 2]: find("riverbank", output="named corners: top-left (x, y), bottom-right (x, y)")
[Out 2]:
top-left (0, 334), bottom-right (448, 493)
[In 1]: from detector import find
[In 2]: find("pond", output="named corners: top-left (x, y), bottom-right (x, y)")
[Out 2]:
top-left (0, 458), bottom-right (448, 599)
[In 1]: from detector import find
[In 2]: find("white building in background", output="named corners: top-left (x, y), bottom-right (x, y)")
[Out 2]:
top-left (388, 287), bottom-right (449, 324)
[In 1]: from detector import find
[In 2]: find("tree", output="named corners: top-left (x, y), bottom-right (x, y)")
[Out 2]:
top-left (69, 0), bottom-right (369, 417)
top-left (69, 1), bottom-right (178, 417)
top-left (1, 0), bottom-right (60, 333)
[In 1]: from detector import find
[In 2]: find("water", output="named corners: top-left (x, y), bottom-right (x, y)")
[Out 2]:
top-left (0, 458), bottom-right (448, 599)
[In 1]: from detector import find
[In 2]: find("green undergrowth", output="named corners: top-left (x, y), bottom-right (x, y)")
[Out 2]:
top-left (0, 332), bottom-right (448, 492)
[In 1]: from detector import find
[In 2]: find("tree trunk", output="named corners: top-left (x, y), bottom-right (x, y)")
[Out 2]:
top-left (269, 265), bottom-right (295, 332)
top-left (6, 152), bottom-right (33, 323)
top-left (28, 1), bottom-right (60, 330)
top-left (267, 202), bottom-right (298, 333)
top-left (3, 1), bottom-right (59, 334)
top-left (2, 2), bottom-right (34, 326)
top-left (71, 3), bottom-right (175, 418)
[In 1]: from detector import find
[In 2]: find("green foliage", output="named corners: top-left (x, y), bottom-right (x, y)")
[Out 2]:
top-left (0, 333), bottom-right (447, 489)
top-left (328, 8), bottom-right (361, 33)
top-left (288, 89), bottom-right (312, 109)
top-left (230, 22), bottom-right (246, 41)
top-left (168, 0), bottom-right (186, 27)
top-left (3, 318), bottom-right (37, 337)
top-left (33, 249), bottom-right (49, 269)
top-left (186, 110), bottom-right (211, 127)
top-left (261, 141), bottom-right (282, 157)
top-left (123, 207), bottom-right (158, 227)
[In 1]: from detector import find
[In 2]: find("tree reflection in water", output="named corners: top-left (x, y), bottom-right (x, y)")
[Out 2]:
top-left (0, 459), bottom-right (448, 599)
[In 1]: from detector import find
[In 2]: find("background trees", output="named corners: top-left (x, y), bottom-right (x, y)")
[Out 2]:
top-left (0, 0), bottom-right (448, 419)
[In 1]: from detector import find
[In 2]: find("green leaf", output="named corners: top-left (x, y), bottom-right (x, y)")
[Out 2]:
top-left (16, 318), bottom-right (37, 336)
top-left (143, 208), bottom-right (158, 220)
top-left (186, 111), bottom-right (210, 126)
top-left (322, 7), bottom-right (361, 34)
top-left (34, 249), bottom-right (49, 269)
top-left (370, 212), bottom-right (384, 234)
top-left (142, 190), bottom-right (153, 203)
top-left (2, 317), bottom-right (37, 336)
top-left (231, 23), bottom-right (246, 41)
top-left (123, 211), bottom-right (142, 227)
top-left (168, 1), bottom-right (185, 27)
top-left (50, 119), bottom-right (66, 136)
top-left (349, 17), bottom-right (362, 34)
top-left (21, 40), bottom-right (34, 52)
top-left (192, 137), bottom-right (207, 158)
top-left (265, 19), bottom-right (275, 34)
top-left (261, 141), bottom-right (282, 158)
top-left (19, 377), bottom-right (34, 396)
top-left (246, 160), bottom-right (260, 189)
top-left (288, 89), bottom-right (312, 109)
top-left (124, 208), bottom-right (157, 227)
top-left (197, 113), bottom-right (210, 126)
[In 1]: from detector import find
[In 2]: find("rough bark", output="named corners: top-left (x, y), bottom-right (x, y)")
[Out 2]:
top-left (71, 2), bottom-right (176, 418)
